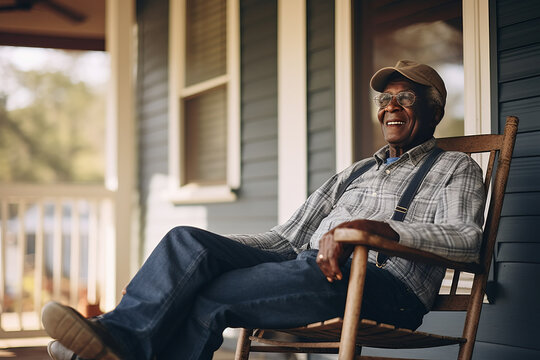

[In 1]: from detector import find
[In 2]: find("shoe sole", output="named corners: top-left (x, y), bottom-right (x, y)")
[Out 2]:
top-left (42, 301), bottom-right (120, 360)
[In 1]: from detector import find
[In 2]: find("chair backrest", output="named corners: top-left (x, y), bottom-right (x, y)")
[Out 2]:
top-left (433, 116), bottom-right (518, 356)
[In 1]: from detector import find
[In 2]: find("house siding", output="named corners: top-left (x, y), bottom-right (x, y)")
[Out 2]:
top-left (307, 0), bottom-right (336, 194)
top-left (136, 0), bottom-right (181, 259)
top-left (136, 0), bottom-right (540, 358)
top-left (136, 0), bottom-right (279, 257)
top-left (476, 0), bottom-right (540, 355)
top-left (360, 1), bottom-right (540, 359)
top-left (205, 0), bottom-right (278, 234)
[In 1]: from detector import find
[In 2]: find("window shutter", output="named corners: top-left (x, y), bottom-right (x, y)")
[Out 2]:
top-left (184, 86), bottom-right (227, 184)
top-left (185, 0), bottom-right (227, 86)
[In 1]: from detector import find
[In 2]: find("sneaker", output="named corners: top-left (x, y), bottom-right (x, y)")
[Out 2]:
top-left (42, 301), bottom-right (124, 360)
top-left (47, 341), bottom-right (77, 360)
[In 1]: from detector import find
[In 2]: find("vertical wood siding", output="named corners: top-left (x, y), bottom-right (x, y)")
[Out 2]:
top-left (307, 0), bottom-right (336, 194)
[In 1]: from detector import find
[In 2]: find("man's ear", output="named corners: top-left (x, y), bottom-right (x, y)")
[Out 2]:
top-left (433, 108), bottom-right (444, 128)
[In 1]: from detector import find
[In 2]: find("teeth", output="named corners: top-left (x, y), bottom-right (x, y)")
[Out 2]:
top-left (387, 121), bottom-right (405, 125)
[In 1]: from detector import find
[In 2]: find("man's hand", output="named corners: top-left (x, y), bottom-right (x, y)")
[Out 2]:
top-left (316, 230), bottom-right (353, 283)
top-left (316, 219), bottom-right (399, 282)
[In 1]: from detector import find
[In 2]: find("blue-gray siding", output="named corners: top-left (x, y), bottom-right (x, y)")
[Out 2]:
top-left (137, 0), bottom-right (169, 194)
top-left (136, 0), bottom-right (171, 258)
top-left (206, 0), bottom-right (278, 234)
top-left (136, 0), bottom-right (278, 255)
top-left (307, 0), bottom-right (336, 194)
top-left (136, 0), bottom-right (540, 357)
top-left (361, 1), bottom-right (540, 359)
top-left (477, 0), bottom-right (540, 355)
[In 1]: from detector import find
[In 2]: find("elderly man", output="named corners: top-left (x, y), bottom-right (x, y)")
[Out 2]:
top-left (42, 60), bottom-right (485, 360)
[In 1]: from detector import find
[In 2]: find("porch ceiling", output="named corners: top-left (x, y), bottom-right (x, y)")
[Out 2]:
top-left (0, 0), bottom-right (105, 51)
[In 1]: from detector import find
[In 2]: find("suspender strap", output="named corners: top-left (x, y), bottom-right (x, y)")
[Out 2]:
top-left (391, 147), bottom-right (444, 221)
top-left (377, 147), bottom-right (444, 267)
top-left (334, 159), bottom-right (376, 203)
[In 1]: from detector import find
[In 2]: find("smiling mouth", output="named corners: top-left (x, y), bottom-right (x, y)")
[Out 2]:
top-left (386, 121), bottom-right (405, 126)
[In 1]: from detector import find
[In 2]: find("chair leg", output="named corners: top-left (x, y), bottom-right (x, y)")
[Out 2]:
top-left (234, 328), bottom-right (253, 360)
top-left (338, 246), bottom-right (369, 360)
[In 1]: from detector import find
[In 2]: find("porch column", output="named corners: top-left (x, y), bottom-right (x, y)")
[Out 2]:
top-left (105, 0), bottom-right (137, 309)
top-left (277, 0), bottom-right (307, 223)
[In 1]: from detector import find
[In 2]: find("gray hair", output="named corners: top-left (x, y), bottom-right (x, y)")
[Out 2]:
top-left (425, 86), bottom-right (445, 126)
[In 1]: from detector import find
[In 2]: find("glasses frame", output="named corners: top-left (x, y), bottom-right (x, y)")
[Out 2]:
top-left (373, 91), bottom-right (416, 109)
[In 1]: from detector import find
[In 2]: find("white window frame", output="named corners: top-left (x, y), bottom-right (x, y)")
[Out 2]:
top-left (335, 0), bottom-right (353, 172)
top-left (463, 0), bottom-right (492, 136)
top-left (334, 0), bottom-right (492, 170)
top-left (168, 0), bottom-right (241, 204)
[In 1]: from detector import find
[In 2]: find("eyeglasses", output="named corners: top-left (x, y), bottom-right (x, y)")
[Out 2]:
top-left (373, 91), bottom-right (416, 108)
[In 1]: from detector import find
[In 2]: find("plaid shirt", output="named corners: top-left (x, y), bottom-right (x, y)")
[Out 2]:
top-left (229, 138), bottom-right (485, 308)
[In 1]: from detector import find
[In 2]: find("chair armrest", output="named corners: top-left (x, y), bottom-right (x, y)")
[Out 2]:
top-left (333, 228), bottom-right (483, 274)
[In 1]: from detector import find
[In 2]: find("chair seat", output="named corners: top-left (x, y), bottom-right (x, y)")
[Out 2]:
top-left (251, 318), bottom-right (465, 350)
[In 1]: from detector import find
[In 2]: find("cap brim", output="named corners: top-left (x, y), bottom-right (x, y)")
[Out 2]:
top-left (370, 68), bottom-right (398, 92)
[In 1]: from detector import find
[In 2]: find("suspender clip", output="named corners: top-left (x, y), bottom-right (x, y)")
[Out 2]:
top-left (394, 206), bottom-right (408, 214)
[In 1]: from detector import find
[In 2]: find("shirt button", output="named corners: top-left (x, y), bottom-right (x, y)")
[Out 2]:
top-left (372, 192), bottom-right (377, 196)
top-left (385, 169), bottom-right (391, 175)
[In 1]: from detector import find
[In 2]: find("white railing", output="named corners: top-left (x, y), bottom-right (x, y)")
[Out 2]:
top-left (0, 184), bottom-right (114, 339)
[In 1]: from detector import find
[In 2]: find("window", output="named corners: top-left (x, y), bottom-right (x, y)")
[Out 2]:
top-left (346, 0), bottom-right (492, 298)
top-left (169, 0), bottom-right (240, 203)
top-left (353, 0), bottom-right (464, 159)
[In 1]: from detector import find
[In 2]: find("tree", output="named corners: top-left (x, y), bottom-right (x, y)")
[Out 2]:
top-left (0, 60), bottom-right (105, 183)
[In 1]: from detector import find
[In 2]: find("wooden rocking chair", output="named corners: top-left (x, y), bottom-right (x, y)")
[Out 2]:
top-left (234, 116), bottom-right (519, 360)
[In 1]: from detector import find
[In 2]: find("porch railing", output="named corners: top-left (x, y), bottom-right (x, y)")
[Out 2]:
top-left (0, 184), bottom-right (114, 339)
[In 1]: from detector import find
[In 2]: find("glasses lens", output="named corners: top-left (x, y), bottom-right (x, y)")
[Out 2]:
top-left (374, 91), bottom-right (416, 108)
top-left (374, 93), bottom-right (392, 108)
top-left (396, 91), bottom-right (415, 107)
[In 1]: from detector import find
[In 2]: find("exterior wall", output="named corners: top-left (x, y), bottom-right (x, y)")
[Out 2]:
top-left (307, 0), bottom-right (336, 193)
top-left (361, 1), bottom-right (540, 358)
top-left (206, 0), bottom-right (279, 234)
top-left (136, 0), bottom-right (278, 257)
top-left (137, 0), bottom-right (540, 357)
top-left (136, 0), bottom-right (179, 259)
top-left (477, 0), bottom-right (540, 355)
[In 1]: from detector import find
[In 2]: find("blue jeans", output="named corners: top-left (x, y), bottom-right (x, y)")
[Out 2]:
top-left (99, 226), bottom-right (426, 360)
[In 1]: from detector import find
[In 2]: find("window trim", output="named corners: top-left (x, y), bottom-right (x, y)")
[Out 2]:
top-left (168, 0), bottom-right (240, 204)
top-left (335, 0), bottom-right (353, 173)
top-left (463, 0), bottom-right (492, 136)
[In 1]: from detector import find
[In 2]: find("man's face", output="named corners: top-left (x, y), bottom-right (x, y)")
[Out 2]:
top-left (377, 79), bottom-right (435, 156)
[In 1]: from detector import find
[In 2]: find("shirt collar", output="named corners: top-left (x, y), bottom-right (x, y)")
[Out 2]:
top-left (373, 137), bottom-right (436, 167)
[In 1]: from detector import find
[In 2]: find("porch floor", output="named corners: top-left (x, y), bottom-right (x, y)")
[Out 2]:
top-left (0, 346), bottom-right (49, 359)
top-left (0, 346), bottom-right (266, 359)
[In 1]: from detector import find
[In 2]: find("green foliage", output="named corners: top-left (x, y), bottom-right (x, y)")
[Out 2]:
top-left (0, 63), bottom-right (105, 183)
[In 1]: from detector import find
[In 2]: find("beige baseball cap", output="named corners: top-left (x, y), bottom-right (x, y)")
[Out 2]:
top-left (370, 60), bottom-right (447, 106)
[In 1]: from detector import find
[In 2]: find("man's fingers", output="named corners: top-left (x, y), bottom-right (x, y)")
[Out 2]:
top-left (328, 257), bottom-right (343, 281)
top-left (317, 253), bottom-right (344, 283)
top-left (316, 253), bottom-right (334, 281)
